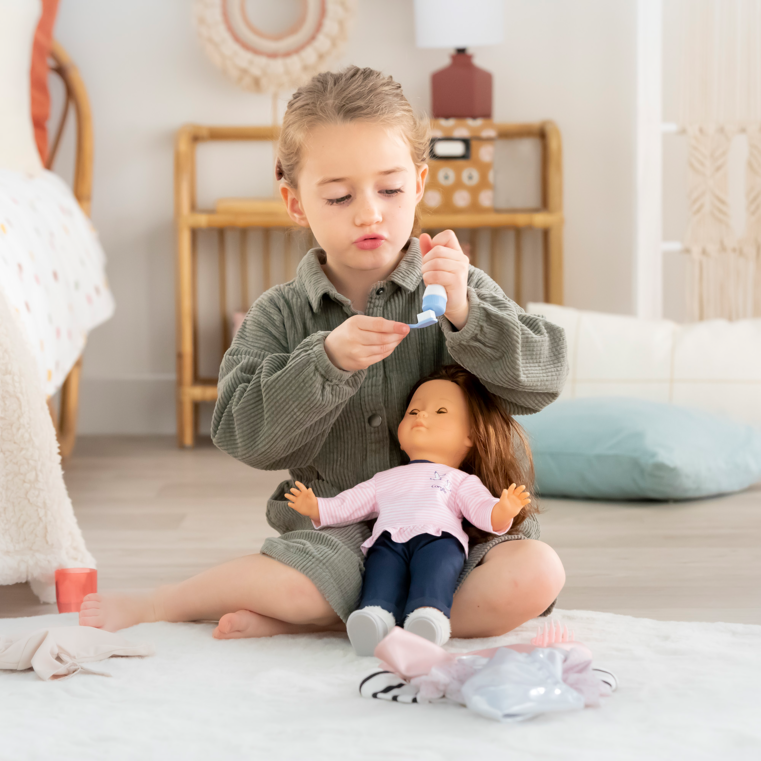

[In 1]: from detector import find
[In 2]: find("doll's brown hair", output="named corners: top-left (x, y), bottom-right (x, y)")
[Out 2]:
top-left (275, 66), bottom-right (430, 237)
top-left (404, 364), bottom-right (539, 543)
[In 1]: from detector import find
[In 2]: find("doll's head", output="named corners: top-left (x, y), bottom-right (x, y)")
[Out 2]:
top-left (276, 66), bottom-right (430, 271)
top-left (399, 365), bottom-right (538, 535)
top-left (397, 378), bottom-right (473, 468)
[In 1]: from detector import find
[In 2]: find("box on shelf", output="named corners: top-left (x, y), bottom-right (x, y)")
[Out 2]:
top-left (422, 118), bottom-right (496, 215)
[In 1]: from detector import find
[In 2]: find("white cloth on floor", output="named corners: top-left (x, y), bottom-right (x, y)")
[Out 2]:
top-left (361, 645), bottom-right (612, 721)
top-left (0, 626), bottom-right (154, 681)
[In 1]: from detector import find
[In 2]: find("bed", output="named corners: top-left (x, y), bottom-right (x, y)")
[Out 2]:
top-left (0, 41), bottom-right (114, 458)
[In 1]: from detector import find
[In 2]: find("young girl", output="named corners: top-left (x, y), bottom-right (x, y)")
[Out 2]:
top-left (79, 66), bottom-right (568, 639)
top-left (285, 365), bottom-right (536, 655)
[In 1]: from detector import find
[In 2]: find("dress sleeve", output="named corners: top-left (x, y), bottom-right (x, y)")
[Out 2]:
top-left (314, 477), bottom-right (378, 529)
top-left (454, 474), bottom-right (510, 536)
top-left (439, 266), bottom-right (569, 415)
top-left (211, 291), bottom-right (365, 470)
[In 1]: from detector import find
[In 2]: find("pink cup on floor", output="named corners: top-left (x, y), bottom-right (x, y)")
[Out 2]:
top-left (55, 568), bottom-right (97, 613)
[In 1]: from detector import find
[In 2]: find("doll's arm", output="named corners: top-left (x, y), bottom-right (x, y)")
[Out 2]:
top-left (284, 481), bottom-right (320, 523)
top-left (287, 477), bottom-right (378, 529)
top-left (490, 484), bottom-right (531, 533)
top-left (456, 474), bottom-right (530, 535)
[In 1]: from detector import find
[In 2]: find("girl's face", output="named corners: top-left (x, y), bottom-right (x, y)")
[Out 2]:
top-left (397, 380), bottom-right (473, 468)
top-left (280, 121), bottom-right (428, 274)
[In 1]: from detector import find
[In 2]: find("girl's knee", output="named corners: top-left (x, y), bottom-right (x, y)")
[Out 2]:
top-left (526, 540), bottom-right (566, 603)
top-left (489, 539), bottom-right (566, 612)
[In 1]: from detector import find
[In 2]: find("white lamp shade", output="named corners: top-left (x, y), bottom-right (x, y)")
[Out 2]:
top-left (414, 0), bottom-right (504, 49)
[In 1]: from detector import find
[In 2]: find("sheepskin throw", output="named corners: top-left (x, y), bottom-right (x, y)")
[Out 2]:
top-left (0, 291), bottom-right (95, 603)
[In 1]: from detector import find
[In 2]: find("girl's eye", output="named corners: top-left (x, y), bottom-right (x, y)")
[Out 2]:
top-left (326, 195), bottom-right (351, 206)
top-left (325, 188), bottom-right (403, 206)
top-left (436, 408), bottom-right (447, 414)
top-left (408, 409), bottom-right (418, 415)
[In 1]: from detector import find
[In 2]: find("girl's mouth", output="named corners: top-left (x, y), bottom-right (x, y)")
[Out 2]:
top-left (354, 235), bottom-right (386, 250)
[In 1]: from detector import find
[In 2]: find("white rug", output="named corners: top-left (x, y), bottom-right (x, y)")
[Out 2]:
top-left (1, 608), bottom-right (759, 761)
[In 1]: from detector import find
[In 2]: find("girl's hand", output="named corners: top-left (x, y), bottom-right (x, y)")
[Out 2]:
top-left (284, 481), bottom-right (320, 523)
top-left (324, 315), bottom-right (410, 372)
top-left (491, 484), bottom-right (531, 533)
top-left (419, 230), bottom-right (470, 330)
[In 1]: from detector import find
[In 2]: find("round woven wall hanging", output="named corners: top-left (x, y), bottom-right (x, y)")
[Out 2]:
top-left (193, 0), bottom-right (356, 93)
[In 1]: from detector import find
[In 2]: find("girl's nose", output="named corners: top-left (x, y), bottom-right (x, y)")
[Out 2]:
top-left (355, 194), bottom-right (382, 226)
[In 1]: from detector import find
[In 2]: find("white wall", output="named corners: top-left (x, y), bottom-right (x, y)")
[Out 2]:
top-left (52, 0), bottom-right (637, 435)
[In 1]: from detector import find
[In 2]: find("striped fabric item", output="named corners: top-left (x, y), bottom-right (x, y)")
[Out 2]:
top-left (359, 671), bottom-right (424, 704)
top-left (315, 462), bottom-right (507, 555)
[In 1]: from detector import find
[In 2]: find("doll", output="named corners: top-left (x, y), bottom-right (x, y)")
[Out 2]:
top-left (285, 364), bottom-right (536, 656)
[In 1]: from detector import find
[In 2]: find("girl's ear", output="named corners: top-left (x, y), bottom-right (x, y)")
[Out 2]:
top-left (280, 185), bottom-right (310, 228)
top-left (415, 164), bottom-right (429, 205)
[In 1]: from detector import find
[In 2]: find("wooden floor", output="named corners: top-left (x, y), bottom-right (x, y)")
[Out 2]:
top-left (2, 436), bottom-right (760, 624)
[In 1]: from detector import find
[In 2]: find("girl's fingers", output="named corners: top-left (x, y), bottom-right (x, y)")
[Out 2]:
top-left (356, 316), bottom-right (410, 335)
top-left (359, 332), bottom-right (407, 349)
top-left (428, 229), bottom-right (462, 253)
top-left (421, 254), bottom-right (467, 273)
top-left (294, 481), bottom-right (307, 491)
top-left (422, 271), bottom-right (460, 288)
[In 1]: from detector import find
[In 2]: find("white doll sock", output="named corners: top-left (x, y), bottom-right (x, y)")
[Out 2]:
top-left (404, 607), bottom-right (451, 646)
top-left (347, 606), bottom-right (396, 657)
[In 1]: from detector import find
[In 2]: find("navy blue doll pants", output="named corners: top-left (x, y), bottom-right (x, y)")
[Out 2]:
top-left (358, 531), bottom-right (466, 625)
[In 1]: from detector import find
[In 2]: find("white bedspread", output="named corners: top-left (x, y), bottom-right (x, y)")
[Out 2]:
top-left (0, 168), bottom-right (114, 396)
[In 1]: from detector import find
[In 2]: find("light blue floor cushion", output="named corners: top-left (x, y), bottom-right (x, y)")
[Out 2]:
top-left (516, 397), bottom-right (761, 501)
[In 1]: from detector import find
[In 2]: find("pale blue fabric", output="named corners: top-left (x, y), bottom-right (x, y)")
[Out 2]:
top-left (516, 397), bottom-right (761, 501)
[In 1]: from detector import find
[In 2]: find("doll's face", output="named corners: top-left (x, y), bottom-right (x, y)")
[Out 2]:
top-left (397, 379), bottom-right (473, 467)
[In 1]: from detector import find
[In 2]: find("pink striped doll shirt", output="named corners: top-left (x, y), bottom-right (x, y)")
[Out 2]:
top-left (314, 461), bottom-right (511, 555)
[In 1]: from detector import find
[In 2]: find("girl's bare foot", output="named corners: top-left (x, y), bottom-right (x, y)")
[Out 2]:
top-left (213, 610), bottom-right (295, 639)
top-left (213, 610), bottom-right (347, 640)
top-left (79, 592), bottom-right (157, 632)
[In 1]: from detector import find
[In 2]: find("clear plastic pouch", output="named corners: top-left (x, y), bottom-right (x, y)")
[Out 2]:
top-left (460, 647), bottom-right (585, 722)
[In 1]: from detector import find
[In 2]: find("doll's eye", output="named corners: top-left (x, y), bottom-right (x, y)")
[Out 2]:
top-left (408, 409), bottom-right (418, 415)
top-left (436, 408), bottom-right (447, 414)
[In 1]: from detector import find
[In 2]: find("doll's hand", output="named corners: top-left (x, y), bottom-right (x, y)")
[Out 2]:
top-left (419, 230), bottom-right (470, 330)
top-left (284, 481), bottom-right (320, 523)
top-left (490, 484), bottom-right (531, 533)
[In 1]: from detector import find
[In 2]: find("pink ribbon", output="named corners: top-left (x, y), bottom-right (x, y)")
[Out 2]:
top-left (374, 626), bottom-right (592, 680)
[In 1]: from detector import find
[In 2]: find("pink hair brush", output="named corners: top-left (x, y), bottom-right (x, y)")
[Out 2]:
top-left (531, 620), bottom-right (576, 647)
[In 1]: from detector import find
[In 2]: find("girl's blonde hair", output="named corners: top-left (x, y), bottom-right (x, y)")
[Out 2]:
top-left (404, 364), bottom-right (539, 544)
top-left (276, 66), bottom-right (430, 236)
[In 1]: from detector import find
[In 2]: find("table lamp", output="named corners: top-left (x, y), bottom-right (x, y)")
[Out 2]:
top-left (414, 0), bottom-right (504, 118)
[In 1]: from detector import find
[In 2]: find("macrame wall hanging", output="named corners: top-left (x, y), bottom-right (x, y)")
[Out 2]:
top-left (193, 0), bottom-right (356, 123)
top-left (675, 0), bottom-right (761, 320)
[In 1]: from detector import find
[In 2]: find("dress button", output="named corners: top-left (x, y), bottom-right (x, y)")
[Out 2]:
top-left (368, 414), bottom-right (382, 427)
top-left (376, 287), bottom-right (385, 295)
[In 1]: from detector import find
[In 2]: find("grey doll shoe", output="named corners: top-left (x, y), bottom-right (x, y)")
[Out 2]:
top-left (404, 607), bottom-right (452, 646)
top-left (347, 606), bottom-right (397, 656)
